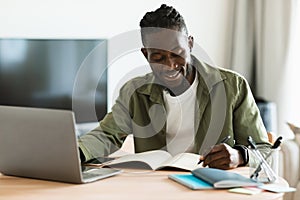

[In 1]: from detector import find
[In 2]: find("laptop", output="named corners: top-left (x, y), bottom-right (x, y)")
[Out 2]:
top-left (0, 105), bottom-right (121, 183)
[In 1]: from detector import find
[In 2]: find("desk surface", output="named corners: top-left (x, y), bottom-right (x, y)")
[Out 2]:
top-left (0, 167), bottom-right (287, 200)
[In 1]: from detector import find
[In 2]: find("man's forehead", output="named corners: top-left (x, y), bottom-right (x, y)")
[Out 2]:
top-left (142, 28), bottom-right (189, 51)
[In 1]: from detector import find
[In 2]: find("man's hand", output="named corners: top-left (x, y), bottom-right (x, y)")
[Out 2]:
top-left (202, 143), bottom-right (244, 170)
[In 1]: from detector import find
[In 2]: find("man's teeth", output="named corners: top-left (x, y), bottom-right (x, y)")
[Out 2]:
top-left (166, 70), bottom-right (180, 78)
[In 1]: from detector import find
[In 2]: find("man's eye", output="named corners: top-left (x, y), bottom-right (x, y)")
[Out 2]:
top-left (151, 55), bottom-right (164, 62)
top-left (171, 53), bottom-right (181, 58)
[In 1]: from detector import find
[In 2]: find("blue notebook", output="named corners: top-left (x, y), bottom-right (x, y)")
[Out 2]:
top-left (168, 174), bottom-right (213, 190)
top-left (169, 168), bottom-right (262, 190)
top-left (192, 168), bottom-right (262, 189)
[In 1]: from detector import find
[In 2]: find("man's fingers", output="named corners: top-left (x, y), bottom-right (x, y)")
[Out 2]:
top-left (202, 143), bottom-right (241, 169)
top-left (203, 149), bottom-right (229, 166)
top-left (208, 144), bottom-right (227, 153)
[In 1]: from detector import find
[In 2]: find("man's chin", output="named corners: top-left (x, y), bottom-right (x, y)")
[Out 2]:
top-left (162, 79), bottom-right (182, 89)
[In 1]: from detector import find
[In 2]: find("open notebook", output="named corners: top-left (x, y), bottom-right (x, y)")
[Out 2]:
top-left (98, 150), bottom-right (202, 171)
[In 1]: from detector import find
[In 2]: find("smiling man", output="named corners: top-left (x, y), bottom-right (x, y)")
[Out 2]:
top-left (140, 29), bottom-right (195, 96)
top-left (78, 4), bottom-right (271, 169)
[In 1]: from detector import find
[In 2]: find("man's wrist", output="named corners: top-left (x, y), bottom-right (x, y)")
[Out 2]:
top-left (233, 145), bottom-right (249, 166)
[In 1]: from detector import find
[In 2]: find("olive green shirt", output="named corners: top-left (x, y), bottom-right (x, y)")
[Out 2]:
top-left (79, 56), bottom-right (270, 162)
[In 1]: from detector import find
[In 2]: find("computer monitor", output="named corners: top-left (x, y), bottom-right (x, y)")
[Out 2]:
top-left (0, 38), bottom-right (107, 123)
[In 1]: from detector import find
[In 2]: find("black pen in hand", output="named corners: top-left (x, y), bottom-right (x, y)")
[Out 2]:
top-left (197, 136), bottom-right (231, 165)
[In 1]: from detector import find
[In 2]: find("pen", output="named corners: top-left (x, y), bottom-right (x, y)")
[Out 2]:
top-left (197, 135), bottom-right (231, 165)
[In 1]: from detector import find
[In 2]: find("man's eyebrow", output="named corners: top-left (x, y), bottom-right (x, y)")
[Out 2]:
top-left (150, 50), bottom-right (163, 54)
top-left (149, 48), bottom-right (166, 53)
top-left (148, 47), bottom-right (183, 54)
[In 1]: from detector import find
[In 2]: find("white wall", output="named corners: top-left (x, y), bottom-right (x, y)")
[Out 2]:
top-left (0, 0), bottom-right (233, 110)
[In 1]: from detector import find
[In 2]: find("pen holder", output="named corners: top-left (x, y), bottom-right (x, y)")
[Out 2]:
top-left (248, 146), bottom-right (279, 183)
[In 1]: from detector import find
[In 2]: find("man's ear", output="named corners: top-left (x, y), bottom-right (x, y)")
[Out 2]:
top-left (188, 36), bottom-right (194, 52)
top-left (141, 48), bottom-right (148, 59)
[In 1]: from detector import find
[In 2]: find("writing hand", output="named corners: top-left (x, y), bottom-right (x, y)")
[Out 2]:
top-left (202, 143), bottom-right (243, 170)
top-left (197, 135), bottom-right (231, 165)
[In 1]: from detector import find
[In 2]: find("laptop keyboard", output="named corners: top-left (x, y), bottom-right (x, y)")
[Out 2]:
top-left (82, 167), bottom-right (121, 181)
top-left (82, 170), bottom-right (104, 179)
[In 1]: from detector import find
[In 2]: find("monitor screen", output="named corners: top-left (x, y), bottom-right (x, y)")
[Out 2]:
top-left (0, 39), bottom-right (107, 123)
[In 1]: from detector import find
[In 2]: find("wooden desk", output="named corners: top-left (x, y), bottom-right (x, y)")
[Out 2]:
top-left (0, 167), bottom-right (287, 200)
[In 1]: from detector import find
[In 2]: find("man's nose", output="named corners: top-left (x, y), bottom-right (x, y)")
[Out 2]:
top-left (165, 57), bottom-right (177, 70)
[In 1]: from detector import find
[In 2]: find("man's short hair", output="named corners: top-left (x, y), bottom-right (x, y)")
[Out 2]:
top-left (139, 4), bottom-right (188, 45)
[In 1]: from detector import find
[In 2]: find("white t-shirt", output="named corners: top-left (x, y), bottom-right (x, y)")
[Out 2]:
top-left (163, 73), bottom-right (199, 156)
